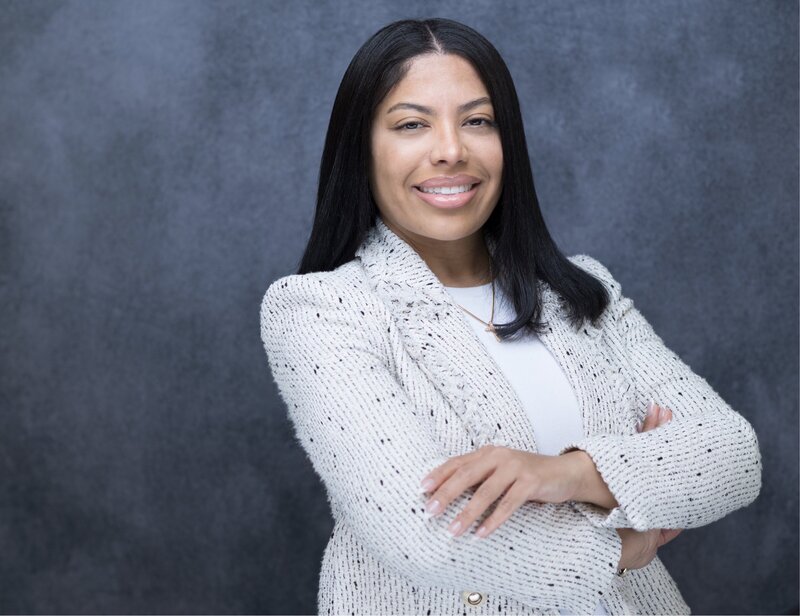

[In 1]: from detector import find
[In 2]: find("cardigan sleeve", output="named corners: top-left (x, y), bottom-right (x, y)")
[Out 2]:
top-left (260, 273), bottom-right (624, 614)
top-left (557, 256), bottom-right (763, 532)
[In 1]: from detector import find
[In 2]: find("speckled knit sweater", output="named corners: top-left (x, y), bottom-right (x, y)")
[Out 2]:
top-left (259, 217), bottom-right (762, 615)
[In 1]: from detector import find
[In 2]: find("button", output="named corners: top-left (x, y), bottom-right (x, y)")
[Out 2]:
top-left (461, 590), bottom-right (486, 607)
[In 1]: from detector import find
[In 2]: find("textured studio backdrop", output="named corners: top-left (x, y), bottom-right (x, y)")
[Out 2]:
top-left (0, 1), bottom-right (797, 614)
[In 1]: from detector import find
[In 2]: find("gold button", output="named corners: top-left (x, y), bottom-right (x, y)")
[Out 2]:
top-left (462, 591), bottom-right (486, 607)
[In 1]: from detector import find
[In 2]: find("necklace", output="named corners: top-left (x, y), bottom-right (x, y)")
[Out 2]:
top-left (452, 263), bottom-right (501, 342)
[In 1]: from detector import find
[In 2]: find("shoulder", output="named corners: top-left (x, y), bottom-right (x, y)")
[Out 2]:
top-left (260, 261), bottom-right (389, 345)
top-left (567, 253), bottom-right (623, 300)
top-left (263, 260), bottom-right (365, 308)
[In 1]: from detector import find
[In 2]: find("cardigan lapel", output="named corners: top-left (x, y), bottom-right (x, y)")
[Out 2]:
top-left (354, 217), bottom-right (636, 455)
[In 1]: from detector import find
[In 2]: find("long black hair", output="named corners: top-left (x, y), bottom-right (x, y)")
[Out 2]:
top-left (296, 17), bottom-right (610, 340)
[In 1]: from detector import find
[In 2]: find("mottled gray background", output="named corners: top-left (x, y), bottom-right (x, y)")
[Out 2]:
top-left (1, 0), bottom-right (797, 614)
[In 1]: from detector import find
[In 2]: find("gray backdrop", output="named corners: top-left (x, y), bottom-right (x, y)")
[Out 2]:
top-left (1, 0), bottom-right (797, 614)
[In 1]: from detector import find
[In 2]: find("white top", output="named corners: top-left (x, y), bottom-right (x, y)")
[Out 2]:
top-left (259, 216), bottom-right (761, 615)
top-left (444, 281), bottom-right (609, 616)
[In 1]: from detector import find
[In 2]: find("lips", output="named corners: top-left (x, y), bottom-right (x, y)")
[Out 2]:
top-left (415, 174), bottom-right (482, 189)
top-left (413, 181), bottom-right (480, 210)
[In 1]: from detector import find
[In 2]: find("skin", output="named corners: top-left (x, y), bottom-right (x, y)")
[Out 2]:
top-left (368, 52), bottom-right (683, 571)
top-left (369, 52), bottom-right (502, 288)
top-left (421, 403), bottom-right (684, 571)
top-left (617, 406), bottom-right (685, 570)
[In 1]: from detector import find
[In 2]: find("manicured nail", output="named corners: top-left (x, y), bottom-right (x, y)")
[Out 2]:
top-left (658, 407), bottom-right (666, 421)
top-left (476, 525), bottom-right (488, 537)
top-left (426, 499), bottom-right (442, 515)
top-left (421, 477), bottom-right (435, 490)
top-left (448, 519), bottom-right (462, 536)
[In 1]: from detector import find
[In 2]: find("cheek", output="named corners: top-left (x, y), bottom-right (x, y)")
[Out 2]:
top-left (488, 138), bottom-right (503, 172)
top-left (374, 141), bottom-right (416, 185)
top-left (369, 139), bottom-right (393, 192)
top-left (467, 134), bottom-right (503, 177)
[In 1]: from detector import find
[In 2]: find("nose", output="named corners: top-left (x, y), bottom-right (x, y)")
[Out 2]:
top-left (429, 124), bottom-right (467, 166)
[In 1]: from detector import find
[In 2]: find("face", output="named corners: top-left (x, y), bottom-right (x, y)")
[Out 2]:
top-left (369, 53), bottom-right (503, 248)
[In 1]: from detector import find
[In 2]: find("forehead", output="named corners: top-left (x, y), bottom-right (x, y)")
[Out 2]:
top-left (382, 54), bottom-right (490, 106)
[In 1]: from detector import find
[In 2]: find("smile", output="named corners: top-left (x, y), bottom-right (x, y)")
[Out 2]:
top-left (413, 183), bottom-right (480, 210)
top-left (417, 183), bottom-right (477, 195)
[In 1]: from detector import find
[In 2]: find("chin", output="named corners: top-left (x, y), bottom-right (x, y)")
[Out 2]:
top-left (410, 215), bottom-right (486, 242)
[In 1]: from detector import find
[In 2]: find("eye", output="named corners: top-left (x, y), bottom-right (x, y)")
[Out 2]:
top-left (466, 117), bottom-right (496, 127)
top-left (397, 121), bottom-right (425, 131)
top-left (394, 118), bottom-right (496, 132)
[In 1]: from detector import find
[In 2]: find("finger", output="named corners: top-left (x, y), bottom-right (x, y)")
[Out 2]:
top-left (425, 458), bottom-right (494, 518)
top-left (420, 449), bottom-right (483, 494)
top-left (657, 528), bottom-right (684, 547)
top-left (649, 402), bottom-right (663, 431)
top-left (446, 470), bottom-right (511, 537)
top-left (474, 481), bottom-right (529, 539)
top-left (646, 403), bottom-right (673, 430)
top-left (642, 402), bottom-right (660, 432)
top-left (420, 460), bottom-right (459, 495)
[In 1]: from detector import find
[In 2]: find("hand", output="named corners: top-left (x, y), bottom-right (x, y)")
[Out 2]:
top-left (635, 399), bottom-right (674, 434)
top-left (419, 445), bottom-right (576, 539)
top-left (617, 401), bottom-right (684, 571)
top-left (617, 526), bottom-right (684, 570)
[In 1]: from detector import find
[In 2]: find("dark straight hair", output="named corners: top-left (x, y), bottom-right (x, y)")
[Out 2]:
top-left (296, 17), bottom-right (610, 340)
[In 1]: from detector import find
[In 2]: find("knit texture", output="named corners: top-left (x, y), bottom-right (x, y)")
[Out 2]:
top-left (259, 217), bottom-right (762, 615)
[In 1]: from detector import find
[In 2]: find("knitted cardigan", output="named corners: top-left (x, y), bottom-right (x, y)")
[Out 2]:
top-left (259, 217), bottom-right (762, 615)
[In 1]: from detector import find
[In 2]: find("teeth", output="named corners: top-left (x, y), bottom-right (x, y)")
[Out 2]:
top-left (419, 183), bottom-right (475, 195)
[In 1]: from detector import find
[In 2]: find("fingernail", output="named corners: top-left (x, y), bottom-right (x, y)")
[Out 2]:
top-left (426, 499), bottom-right (442, 515)
top-left (635, 420), bottom-right (642, 432)
top-left (476, 525), bottom-right (488, 538)
top-left (658, 407), bottom-right (666, 421)
top-left (647, 399), bottom-right (656, 415)
top-left (420, 477), bottom-right (435, 491)
top-left (447, 519), bottom-right (462, 536)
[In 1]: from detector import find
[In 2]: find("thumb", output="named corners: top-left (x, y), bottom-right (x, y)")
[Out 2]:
top-left (657, 528), bottom-right (684, 547)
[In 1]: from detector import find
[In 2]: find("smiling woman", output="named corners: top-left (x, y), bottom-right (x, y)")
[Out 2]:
top-left (259, 17), bottom-right (762, 616)
top-left (370, 54), bottom-right (503, 250)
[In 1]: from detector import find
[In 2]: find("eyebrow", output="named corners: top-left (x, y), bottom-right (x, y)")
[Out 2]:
top-left (385, 96), bottom-right (492, 116)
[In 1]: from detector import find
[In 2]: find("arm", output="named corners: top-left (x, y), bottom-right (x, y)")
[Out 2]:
top-left (260, 274), bottom-right (622, 613)
top-left (570, 450), bottom-right (620, 510)
top-left (557, 256), bottom-right (763, 531)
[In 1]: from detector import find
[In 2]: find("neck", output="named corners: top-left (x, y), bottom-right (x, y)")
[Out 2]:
top-left (381, 217), bottom-right (493, 288)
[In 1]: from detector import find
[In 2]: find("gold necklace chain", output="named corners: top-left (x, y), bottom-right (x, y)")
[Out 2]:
top-left (452, 264), bottom-right (501, 342)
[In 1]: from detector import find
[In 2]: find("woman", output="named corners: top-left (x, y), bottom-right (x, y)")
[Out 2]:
top-left (260, 18), bottom-right (762, 615)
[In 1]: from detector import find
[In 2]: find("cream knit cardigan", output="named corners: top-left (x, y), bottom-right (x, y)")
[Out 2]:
top-left (259, 217), bottom-right (762, 615)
